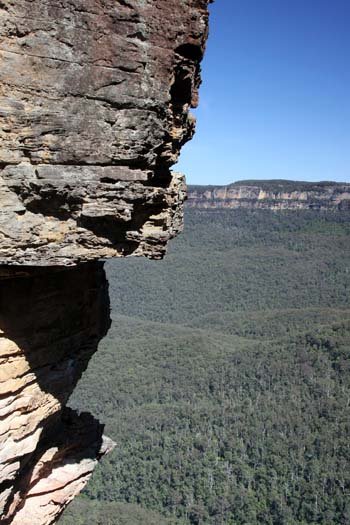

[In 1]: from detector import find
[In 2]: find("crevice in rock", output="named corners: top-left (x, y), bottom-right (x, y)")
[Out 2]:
top-left (175, 43), bottom-right (204, 62)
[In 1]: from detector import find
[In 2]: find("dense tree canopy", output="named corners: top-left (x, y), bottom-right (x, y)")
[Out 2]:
top-left (60, 209), bottom-right (350, 525)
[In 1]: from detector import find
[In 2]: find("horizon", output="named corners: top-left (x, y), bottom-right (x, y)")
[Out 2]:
top-left (186, 178), bottom-right (350, 187)
top-left (176, 0), bottom-right (350, 186)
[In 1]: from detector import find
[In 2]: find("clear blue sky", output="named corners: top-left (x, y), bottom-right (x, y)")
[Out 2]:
top-left (176, 0), bottom-right (350, 185)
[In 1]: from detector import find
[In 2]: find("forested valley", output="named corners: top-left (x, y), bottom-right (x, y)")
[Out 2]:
top-left (59, 207), bottom-right (350, 525)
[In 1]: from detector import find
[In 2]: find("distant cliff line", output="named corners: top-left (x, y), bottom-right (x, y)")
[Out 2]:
top-left (187, 180), bottom-right (350, 211)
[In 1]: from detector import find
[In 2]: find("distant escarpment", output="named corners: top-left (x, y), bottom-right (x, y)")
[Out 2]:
top-left (0, 1), bottom-right (211, 523)
top-left (188, 180), bottom-right (350, 211)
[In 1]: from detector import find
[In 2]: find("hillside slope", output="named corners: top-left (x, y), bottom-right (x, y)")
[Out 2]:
top-left (60, 207), bottom-right (350, 525)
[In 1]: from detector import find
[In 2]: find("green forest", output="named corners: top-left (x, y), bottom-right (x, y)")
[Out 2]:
top-left (59, 208), bottom-right (350, 525)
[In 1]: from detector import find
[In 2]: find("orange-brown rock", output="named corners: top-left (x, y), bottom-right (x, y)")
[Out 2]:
top-left (0, 264), bottom-right (112, 524)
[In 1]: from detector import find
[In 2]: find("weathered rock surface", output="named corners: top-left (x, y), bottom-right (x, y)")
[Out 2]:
top-left (188, 181), bottom-right (350, 211)
top-left (0, 0), bottom-right (211, 266)
top-left (0, 263), bottom-right (113, 524)
top-left (0, 1), bottom-right (211, 523)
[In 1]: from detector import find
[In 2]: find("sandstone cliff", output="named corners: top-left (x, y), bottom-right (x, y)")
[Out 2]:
top-left (0, 264), bottom-right (113, 524)
top-left (188, 180), bottom-right (350, 211)
top-left (0, 1), bottom-right (211, 523)
top-left (0, 0), bottom-right (211, 266)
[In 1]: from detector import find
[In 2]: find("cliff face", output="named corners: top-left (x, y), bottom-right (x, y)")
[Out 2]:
top-left (0, 0), bottom-right (210, 265)
top-left (188, 181), bottom-right (350, 211)
top-left (0, 264), bottom-right (113, 524)
top-left (0, 1), bottom-right (211, 523)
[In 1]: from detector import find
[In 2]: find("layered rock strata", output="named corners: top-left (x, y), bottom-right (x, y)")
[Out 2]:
top-left (0, 0), bottom-right (211, 266)
top-left (188, 181), bottom-right (350, 211)
top-left (0, 1), bottom-right (211, 523)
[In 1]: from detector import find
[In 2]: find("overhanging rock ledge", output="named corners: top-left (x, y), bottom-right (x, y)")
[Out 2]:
top-left (0, 0), bottom-right (211, 266)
